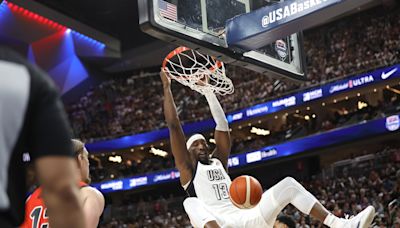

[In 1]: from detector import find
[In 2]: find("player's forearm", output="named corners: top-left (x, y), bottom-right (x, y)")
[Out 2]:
top-left (163, 86), bottom-right (181, 128)
top-left (42, 183), bottom-right (86, 228)
top-left (205, 92), bottom-right (229, 131)
top-left (36, 158), bottom-right (86, 228)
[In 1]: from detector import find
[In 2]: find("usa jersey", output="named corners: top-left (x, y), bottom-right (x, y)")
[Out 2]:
top-left (20, 182), bottom-right (87, 228)
top-left (185, 158), bottom-right (236, 213)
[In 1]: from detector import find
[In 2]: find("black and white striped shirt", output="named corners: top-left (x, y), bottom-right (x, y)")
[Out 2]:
top-left (0, 46), bottom-right (73, 227)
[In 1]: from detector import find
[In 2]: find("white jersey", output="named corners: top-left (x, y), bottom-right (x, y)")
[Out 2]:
top-left (183, 158), bottom-right (274, 227)
top-left (184, 158), bottom-right (236, 213)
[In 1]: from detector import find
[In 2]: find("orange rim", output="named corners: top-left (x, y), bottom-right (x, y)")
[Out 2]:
top-left (162, 46), bottom-right (223, 76)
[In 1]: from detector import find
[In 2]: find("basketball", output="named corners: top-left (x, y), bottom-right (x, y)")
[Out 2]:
top-left (229, 175), bottom-right (263, 209)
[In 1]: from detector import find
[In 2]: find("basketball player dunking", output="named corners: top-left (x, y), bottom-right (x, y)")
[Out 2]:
top-left (160, 69), bottom-right (375, 228)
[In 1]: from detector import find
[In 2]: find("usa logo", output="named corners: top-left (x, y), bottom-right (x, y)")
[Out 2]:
top-left (386, 115), bottom-right (400, 131)
top-left (275, 40), bottom-right (287, 61)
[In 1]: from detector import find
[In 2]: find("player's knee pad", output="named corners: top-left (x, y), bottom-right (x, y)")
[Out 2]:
top-left (183, 197), bottom-right (199, 211)
top-left (280, 176), bottom-right (297, 186)
top-left (270, 176), bottom-right (317, 214)
top-left (183, 197), bottom-right (218, 228)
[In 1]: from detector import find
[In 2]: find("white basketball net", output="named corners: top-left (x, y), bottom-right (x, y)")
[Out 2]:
top-left (163, 48), bottom-right (234, 96)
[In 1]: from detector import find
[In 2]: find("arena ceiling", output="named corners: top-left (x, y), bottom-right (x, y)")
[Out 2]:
top-left (35, 0), bottom-right (155, 50)
top-left (34, 0), bottom-right (388, 74)
top-left (34, 0), bottom-right (176, 73)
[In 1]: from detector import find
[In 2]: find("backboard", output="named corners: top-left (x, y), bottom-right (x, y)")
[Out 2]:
top-left (138, 0), bottom-right (307, 81)
top-left (139, 0), bottom-right (376, 81)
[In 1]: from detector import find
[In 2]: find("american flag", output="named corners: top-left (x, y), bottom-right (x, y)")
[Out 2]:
top-left (159, 0), bottom-right (177, 21)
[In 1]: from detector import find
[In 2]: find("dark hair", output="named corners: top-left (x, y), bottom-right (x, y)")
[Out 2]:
top-left (276, 215), bottom-right (296, 228)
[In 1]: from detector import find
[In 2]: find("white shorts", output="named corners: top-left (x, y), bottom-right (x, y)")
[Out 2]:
top-left (183, 189), bottom-right (279, 228)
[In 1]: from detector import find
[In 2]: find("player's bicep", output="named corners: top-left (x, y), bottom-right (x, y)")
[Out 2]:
top-left (34, 156), bottom-right (80, 205)
top-left (213, 130), bottom-right (231, 169)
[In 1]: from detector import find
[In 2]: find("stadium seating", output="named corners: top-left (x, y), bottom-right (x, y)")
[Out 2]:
top-left (99, 147), bottom-right (400, 227)
top-left (66, 7), bottom-right (400, 142)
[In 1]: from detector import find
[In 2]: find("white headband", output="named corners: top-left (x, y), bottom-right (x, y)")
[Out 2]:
top-left (186, 134), bottom-right (206, 150)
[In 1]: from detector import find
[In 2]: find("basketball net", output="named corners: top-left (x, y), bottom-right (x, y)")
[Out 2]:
top-left (162, 47), bottom-right (234, 96)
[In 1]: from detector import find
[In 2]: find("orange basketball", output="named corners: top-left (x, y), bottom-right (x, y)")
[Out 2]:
top-left (229, 175), bottom-right (263, 209)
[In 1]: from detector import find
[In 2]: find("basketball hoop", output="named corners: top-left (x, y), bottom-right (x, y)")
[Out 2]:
top-left (162, 46), bottom-right (234, 96)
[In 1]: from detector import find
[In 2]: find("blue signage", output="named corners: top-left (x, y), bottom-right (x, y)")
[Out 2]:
top-left (226, 65), bottom-right (400, 122)
top-left (86, 65), bottom-right (399, 152)
top-left (225, 0), bottom-right (365, 50)
top-left (91, 114), bottom-right (399, 193)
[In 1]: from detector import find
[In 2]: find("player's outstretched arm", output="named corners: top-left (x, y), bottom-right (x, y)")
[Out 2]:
top-left (160, 69), bottom-right (193, 185)
top-left (205, 93), bottom-right (231, 170)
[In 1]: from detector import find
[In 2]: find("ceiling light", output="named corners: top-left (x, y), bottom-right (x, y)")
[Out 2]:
top-left (250, 127), bottom-right (270, 136)
top-left (149, 147), bottom-right (168, 157)
top-left (108, 155), bottom-right (122, 163)
top-left (358, 101), bottom-right (368, 110)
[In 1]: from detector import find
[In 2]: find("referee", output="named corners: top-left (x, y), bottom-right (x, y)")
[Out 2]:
top-left (0, 45), bottom-right (85, 227)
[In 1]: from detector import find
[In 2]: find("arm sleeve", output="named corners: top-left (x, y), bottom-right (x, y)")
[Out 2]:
top-left (204, 93), bottom-right (229, 132)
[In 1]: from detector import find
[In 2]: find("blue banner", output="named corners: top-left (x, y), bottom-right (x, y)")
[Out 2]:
top-left (226, 65), bottom-right (400, 122)
top-left (86, 64), bottom-right (400, 152)
top-left (91, 114), bottom-right (400, 193)
top-left (225, 0), bottom-right (369, 50)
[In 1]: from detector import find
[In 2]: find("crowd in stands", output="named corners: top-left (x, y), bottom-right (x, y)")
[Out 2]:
top-left (101, 195), bottom-right (192, 228)
top-left (89, 91), bottom-right (400, 183)
top-left (66, 6), bottom-right (400, 142)
top-left (99, 147), bottom-right (400, 228)
top-left (89, 153), bottom-right (176, 183)
top-left (304, 6), bottom-right (400, 85)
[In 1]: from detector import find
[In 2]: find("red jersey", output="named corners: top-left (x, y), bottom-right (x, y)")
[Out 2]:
top-left (20, 182), bottom-right (87, 228)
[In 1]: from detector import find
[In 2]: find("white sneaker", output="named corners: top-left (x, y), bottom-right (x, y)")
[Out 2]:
top-left (345, 206), bottom-right (375, 228)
